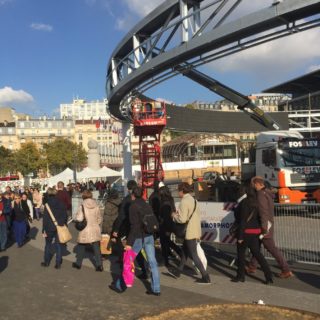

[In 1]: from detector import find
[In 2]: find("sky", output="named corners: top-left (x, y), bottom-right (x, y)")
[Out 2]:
top-left (0, 0), bottom-right (320, 117)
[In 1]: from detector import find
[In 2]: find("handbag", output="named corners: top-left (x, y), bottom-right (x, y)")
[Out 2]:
top-left (45, 203), bottom-right (72, 244)
top-left (172, 199), bottom-right (197, 239)
top-left (75, 205), bottom-right (87, 231)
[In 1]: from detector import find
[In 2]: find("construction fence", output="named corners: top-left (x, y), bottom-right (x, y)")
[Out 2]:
top-left (71, 193), bottom-right (320, 265)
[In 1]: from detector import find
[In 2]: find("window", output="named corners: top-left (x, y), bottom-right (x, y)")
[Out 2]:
top-left (20, 122), bottom-right (25, 128)
top-left (79, 134), bottom-right (83, 141)
top-left (262, 149), bottom-right (276, 167)
top-left (8, 128), bottom-right (13, 134)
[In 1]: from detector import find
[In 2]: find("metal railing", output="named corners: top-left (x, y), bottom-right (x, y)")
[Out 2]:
top-left (266, 204), bottom-right (320, 265)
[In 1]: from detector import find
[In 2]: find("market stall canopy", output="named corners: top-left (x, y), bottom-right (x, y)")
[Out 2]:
top-left (77, 166), bottom-right (121, 180)
top-left (48, 168), bottom-right (74, 186)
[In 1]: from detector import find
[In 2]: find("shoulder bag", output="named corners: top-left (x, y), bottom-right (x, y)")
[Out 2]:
top-left (75, 205), bottom-right (87, 231)
top-left (45, 203), bottom-right (72, 244)
top-left (172, 199), bottom-right (197, 239)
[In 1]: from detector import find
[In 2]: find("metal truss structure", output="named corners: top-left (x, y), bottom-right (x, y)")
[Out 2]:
top-left (106, 0), bottom-right (320, 121)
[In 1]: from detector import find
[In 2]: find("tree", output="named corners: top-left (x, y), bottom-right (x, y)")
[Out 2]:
top-left (12, 142), bottom-right (44, 176)
top-left (0, 146), bottom-right (14, 176)
top-left (43, 138), bottom-right (87, 175)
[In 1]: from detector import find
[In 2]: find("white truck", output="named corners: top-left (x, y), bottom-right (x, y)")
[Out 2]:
top-left (243, 130), bottom-right (320, 204)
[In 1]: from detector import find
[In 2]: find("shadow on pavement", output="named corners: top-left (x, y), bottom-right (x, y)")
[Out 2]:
top-left (294, 271), bottom-right (320, 290)
top-left (0, 256), bottom-right (9, 273)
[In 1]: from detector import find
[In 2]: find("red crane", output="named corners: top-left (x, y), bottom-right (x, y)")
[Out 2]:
top-left (131, 98), bottom-right (166, 197)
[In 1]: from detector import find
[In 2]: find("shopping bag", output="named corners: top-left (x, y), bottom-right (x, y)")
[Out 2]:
top-left (100, 234), bottom-right (112, 255)
top-left (196, 242), bottom-right (207, 270)
top-left (122, 249), bottom-right (137, 287)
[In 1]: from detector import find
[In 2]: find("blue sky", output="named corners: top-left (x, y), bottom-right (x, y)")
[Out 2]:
top-left (1, 0), bottom-right (320, 116)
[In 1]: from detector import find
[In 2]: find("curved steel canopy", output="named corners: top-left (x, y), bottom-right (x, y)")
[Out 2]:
top-left (106, 0), bottom-right (320, 121)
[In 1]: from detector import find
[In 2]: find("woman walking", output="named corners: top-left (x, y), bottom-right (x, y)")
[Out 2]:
top-left (172, 182), bottom-right (211, 284)
top-left (232, 185), bottom-right (273, 284)
top-left (73, 190), bottom-right (103, 271)
top-left (32, 189), bottom-right (43, 220)
top-left (12, 194), bottom-right (27, 247)
top-left (158, 186), bottom-right (182, 268)
top-left (42, 188), bottom-right (68, 269)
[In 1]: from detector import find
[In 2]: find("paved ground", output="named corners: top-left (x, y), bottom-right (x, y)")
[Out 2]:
top-left (0, 220), bottom-right (319, 320)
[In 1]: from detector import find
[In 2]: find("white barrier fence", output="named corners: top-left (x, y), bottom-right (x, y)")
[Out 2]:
top-left (71, 196), bottom-right (320, 265)
top-left (177, 201), bottom-right (320, 265)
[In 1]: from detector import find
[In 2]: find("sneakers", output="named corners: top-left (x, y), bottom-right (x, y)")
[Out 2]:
top-left (245, 266), bottom-right (256, 274)
top-left (278, 271), bottom-right (293, 279)
top-left (72, 262), bottom-right (81, 270)
top-left (109, 284), bottom-right (124, 294)
top-left (195, 274), bottom-right (211, 285)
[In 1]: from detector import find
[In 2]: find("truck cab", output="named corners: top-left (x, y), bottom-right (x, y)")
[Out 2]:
top-left (255, 131), bottom-right (320, 204)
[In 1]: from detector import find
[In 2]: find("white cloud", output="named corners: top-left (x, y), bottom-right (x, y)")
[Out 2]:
top-left (121, 0), bottom-right (163, 17)
top-left (0, 87), bottom-right (34, 105)
top-left (0, 0), bottom-right (12, 6)
top-left (30, 23), bottom-right (53, 32)
top-left (307, 64), bottom-right (320, 73)
top-left (210, 28), bottom-right (320, 79)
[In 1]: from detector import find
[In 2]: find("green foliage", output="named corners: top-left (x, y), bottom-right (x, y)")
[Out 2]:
top-left (13, 142), bottom-right (45, 176)
top-left (0, 146), bottom-right (14, 175)
top-left (43, 138), bottom-right (87, 175)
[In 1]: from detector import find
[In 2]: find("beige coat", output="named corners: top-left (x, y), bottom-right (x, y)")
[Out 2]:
top-left (76, 198), bottom-right (102, 244)
top-left (32, 191), bottom-right (43, 208)
top-left (174, 193), bottom-right (201, 240)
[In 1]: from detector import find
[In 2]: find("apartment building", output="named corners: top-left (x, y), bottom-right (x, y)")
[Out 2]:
top-left (15, 117), bottom-right (75, 149)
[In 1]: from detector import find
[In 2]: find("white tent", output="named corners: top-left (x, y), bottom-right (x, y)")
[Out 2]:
top-left (77, 166), bottom-right (121, 180)
top-left (48, 168), bottom-right (74, 186)
top-left (98, 166), bottom-right (121, 178)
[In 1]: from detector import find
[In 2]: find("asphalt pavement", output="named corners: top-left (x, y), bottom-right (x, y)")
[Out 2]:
top-left (0, 220), bottom-right (319, 320)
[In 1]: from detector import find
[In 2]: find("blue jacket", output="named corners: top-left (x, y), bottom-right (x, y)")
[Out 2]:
top-left (2, 197), bottom-right (12, 215)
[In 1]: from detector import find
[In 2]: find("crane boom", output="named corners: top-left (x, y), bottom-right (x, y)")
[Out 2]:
top-left (176, 66), bottom-right (281, 131)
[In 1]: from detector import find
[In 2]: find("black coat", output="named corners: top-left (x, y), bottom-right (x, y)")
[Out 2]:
top-left (237, 193), bottom-right (261, 241)
top-left (159, 200), bottom-right (175, 233)
top-left (127, 198), bottom-right (152, 246)
top-left (12, 202), bottom-right (27, 222)
top-left (42, 196), bottom-right (68, 233)
top-left (112, 194), bottom-right (131, 237)
top-left (102, 197), bottom-right (122, 234)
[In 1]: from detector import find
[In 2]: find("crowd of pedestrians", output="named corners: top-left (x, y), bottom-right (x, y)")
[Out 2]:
top-left (0, 175), bottom-right (293, 297)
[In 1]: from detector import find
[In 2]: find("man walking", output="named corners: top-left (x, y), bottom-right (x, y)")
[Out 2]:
top-left (109, 186), bottom-right (160, 295)
top-left (247, 176), bottom-right (293, 279)
top-left (56, 181), bottom-right (72, 218)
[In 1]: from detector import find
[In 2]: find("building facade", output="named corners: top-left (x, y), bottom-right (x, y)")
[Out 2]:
top-left (15, 117), bottom-right (75, 149)
top-left (60, 99), bottom-right (109, 120)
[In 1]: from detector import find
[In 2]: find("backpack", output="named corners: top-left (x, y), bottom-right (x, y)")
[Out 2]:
top-left (139, 203), bottom-right (159, 235)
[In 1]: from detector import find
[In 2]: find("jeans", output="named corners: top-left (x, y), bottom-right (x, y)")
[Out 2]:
top-left (34, 208), bottom-right (41, 220)
top-left (0, 220), bottom-right (7, 250)
top-left (237, 234), bottom-right (272, 281)
top-left (159, 229), bottom-right (182, 266)
top-left (76, 242), bottom-right (102, 267)
top-left (132, 235), bottom-right (160, 293)
top-left (44, 232), bottom-right (62, 265)
top-left (13, 220), bottom-right (27, 247)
